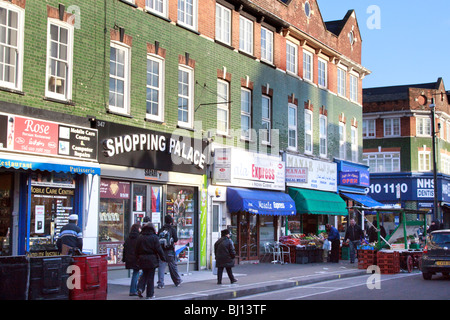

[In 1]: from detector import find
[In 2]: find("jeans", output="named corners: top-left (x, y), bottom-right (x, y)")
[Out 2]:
top-left (138, 268), bottom-right (156, 298)
top-left (129, 269), bottom-right (140, 295)
top-left (158, 250), bottom-right (181, 286)
top-left (349, 240), bottom-right (359, 263)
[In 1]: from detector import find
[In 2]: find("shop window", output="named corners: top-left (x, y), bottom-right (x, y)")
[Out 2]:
top-left (0, 172), bottom-right (13, 256)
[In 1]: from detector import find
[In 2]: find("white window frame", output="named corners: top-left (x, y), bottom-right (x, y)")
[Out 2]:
top-left (239, 15), bottom-right (253, 55)
top-left (363, 152), bottom-right (401, 173)
top-left (286, 40), bottom-right (298, 75)
top-left (416, 117), bottom-right (431, 136)
top-left (215, 3), bottom-right (231, 46)
top-left (108, 41), bottom-right (131, 115)
top-left (351, 126), bottom-right (358, 162)
top-left (177, 65), bottom-right (194, 128)
top-left (261, 95), bottom-right (271, 144)
top-left (418, 151), bottom-right (431, 172)
top-left (363, 119), bottom-right (376, 138)
top-left (146, 54), bottom-right (165, 122)
top-left (240, 88), bottom-right (252, 140)
top-left (303, 50), bottom-right (313, 82)
top-left (319, 115), bottom-right (327, 157)
top-left (260, 27), bottom-right (273, 64)
top-left (350, 74), bottom-right (358, 102)
top-left (318, 58), bottom-right (327, 88)
top-left (146, 0), bottom-right (168, 18)
top-left (178, 0), bottom-right (198, 31)
top-left (384, 118), bottom-right (401, 137)
top-left (337, 67), bottom-right (346, 97)
top-left (45, 19), bottom-right (74, 102)
top-left (288, 103), bottom-right (297, 150)
top-left (339, 122), bottom-right (346, 160)
top-left (304, 109), bottom-right (313, 155)
top-left (0, 2), bottom-right (24, 91)
top-left (217, 79), bottom-right (229, 135)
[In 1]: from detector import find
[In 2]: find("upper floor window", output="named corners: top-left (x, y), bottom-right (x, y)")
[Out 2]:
top-left (286, 40), bottom-right (297, 75)
top-left (109, 42), bottom-right (131, 114)
top-left (363, 119), bottom-right (376, 138)
top-left (318, 58), bottom-right (327, 88)
top-left (215, 3), bottom-right (231, 45)
top-left (261, 95), bottom-right (271, 144)
top-left (146, 0), bottom-right (168, 18)
top-left (304, 109), bottom-right (313, 155)
top-left (178, 0), bottom-right (197, 31)
top-left (303, 50), bottom-right (313, 82)
top-left (418, 151), bottom-right (431, 172)
top-left (46, 19), bottom-right (74, 101)
top-left (260, 27), bottom-right (273, 64)
top-left (241, 88), bottom-right (252, 140)
top-left (0, 3), bottom-right (24, 91)
top-left (288, 103), bottom-right (297, 150)
top-left (146, 54), bottom-right (164, 122)
top-left (178, 65), bottom-right (194, 128)
top-left (350, 74), bottom-right (358, 102)
top-left (319, 115), bottom-right (327, 157)
top-left (416, 117), bottom-right (431, 136)
top-left (363, 152), bottom-right (400, 173)
top-left (339, 122), bottom-right (346, 160)
top-left (351, 126), bottom-right (358, 162)
top-left (384, 118), bottom-right (400, 137)
top-left (337, 68), bottom-right (346, 97)
top-left (217, 79), bottom-right (229, 135)
top-left (239, 16), bottom-right (253, 55)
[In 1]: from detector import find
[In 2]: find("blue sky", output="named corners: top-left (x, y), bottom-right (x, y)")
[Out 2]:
top-left (318, 0), bottom-right (450, 89)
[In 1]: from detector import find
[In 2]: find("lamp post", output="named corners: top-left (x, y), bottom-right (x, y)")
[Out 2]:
top-left (429, 99), bottom-right (439, 222)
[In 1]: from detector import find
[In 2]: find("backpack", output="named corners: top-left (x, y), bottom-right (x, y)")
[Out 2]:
top-left (159, 228), bottom-right (174, 249)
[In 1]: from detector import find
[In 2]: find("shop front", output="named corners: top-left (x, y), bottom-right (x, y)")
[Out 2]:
top-left (212, 147), bottom-right (295, 264)
top-left (0, 112), bottom-right (100, 256)
top-left (284, 153), bottom-right (347, 235)
top-left (97, 121), bottom-right (208, 269)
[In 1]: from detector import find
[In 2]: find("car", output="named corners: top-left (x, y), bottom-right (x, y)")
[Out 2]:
top-left (421, 229), bottom-right (450, 280)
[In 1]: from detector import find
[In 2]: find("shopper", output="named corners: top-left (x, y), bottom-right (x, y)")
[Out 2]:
top-left (157, 215), bottom-right (182, 288)
top-left (56, 214), bottom-right (83, 254)
top-left (344, 219), bottom-right (364, 264)
top-left (325, 224), bottom-right (340, 263)
top-left (135, 222), bottom-right (166, 299)
top-left (122, 223), bottom-right (141, 296)
top-left (368, 220), bottom-right (386, 243)
top-left (214, 229), bottom-right (237, 285)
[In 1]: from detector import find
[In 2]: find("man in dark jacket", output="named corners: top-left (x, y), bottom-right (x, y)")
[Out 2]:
top-left (157, 215), bottom-right (182, 288)
top-left (56, 214), bottom-right (83, 254)
top-left (214, 229), bottom-right (237, 285)
top-left (135, 223), bottom-right (166, 299)
top-left (325, 224), bottom-right (340, 263)
top-left (344, 219), bottom-right (364, 263)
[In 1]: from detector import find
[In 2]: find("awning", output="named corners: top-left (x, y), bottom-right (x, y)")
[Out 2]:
top-left (341, 192), bottom-right (385, 209)
top-left (288, 187), bottom-right (348, 216)
top-left (226, 187), bottom-right (296, 216)
top-left (0, 152), bottom-right (101, 175)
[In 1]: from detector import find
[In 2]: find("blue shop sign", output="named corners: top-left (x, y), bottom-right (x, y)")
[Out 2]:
top-left (336, 161), bottom-right (370, 187)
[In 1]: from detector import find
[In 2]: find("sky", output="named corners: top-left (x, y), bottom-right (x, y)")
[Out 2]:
top-left (318, 0), bottom-right (450, 89)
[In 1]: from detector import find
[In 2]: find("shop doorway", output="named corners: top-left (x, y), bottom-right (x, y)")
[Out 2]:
top-left (0, 172), bottom-right (13, 256)
top-left (232, 212), bottom-right (259, 262)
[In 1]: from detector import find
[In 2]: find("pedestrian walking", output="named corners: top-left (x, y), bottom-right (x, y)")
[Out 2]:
top-left (368, 220), bottom-right (386, 243)
top-left (214, 229), bottom-right (237, 285)
top-left (157, 215), bottom-right (182, 288)
top-left (325, 224), bottom-right (340, 263)
top-left (56, 214), bottom-right (83, 254)
top-left (122, 223), bottom-right (141, 296)
top-left (344, 219), bottom-right (364, 263)
top-left (135, 222), bottom-right (166, 299)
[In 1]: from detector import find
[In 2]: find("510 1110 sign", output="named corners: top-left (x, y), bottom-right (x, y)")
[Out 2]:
top-left (366, 183), bottom-right (408, 196)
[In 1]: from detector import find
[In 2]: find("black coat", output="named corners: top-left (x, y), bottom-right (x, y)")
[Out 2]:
top-left (214, 236), bottom-right (236, 268)
top-left (122, 229), bottom-right (139, 270)
top-left (158, 223), bottom-right (178, 251)
top-left (135, 225), bottom-right (166, 269)
top-left (344, 224), bottom-right (364, 242)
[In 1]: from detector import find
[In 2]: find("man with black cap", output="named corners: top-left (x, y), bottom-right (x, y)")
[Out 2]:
top-left (214, 229), bottom-right (237, 285)
top-left (56, 214), bottom-right (83, 254)
top-left (157, 215), bottom-right (182, 288)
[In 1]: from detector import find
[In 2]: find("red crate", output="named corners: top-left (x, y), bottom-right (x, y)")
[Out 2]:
top-left (69, 254), bottom-right (107, 300)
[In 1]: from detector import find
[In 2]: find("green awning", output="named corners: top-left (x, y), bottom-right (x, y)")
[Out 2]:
top-left (288, 187), bottom-right (348, 216)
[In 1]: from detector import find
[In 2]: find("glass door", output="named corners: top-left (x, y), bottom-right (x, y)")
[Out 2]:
top-left (236, 212), bottom-right (259, 261)
top-left (0, 172), bottom-right (12, 256)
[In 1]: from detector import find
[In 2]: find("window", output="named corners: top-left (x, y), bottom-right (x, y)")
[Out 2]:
top-left (304, 1), bottom-right (311, 18)
top-left (217, 80), bottom-right (229, 135)
top-left (304, 109), bottom-right (313, 154)
top-left (239, 16), bottom-right (253, 55)
top-left (363, 153), bottom-right (400, 173)
top-left (146, 55), bottom-right (164, 122)
top-left (319, 115), bottom-right (327, 157)
top-left (303, 50), bottom-right (313, 82)
top-left (318, 58), bottom-right (327, 88)
top-left (260, 27), bottom-right (273, 64)
top-left (46, 19), bottom-right (74, 101)
top-left (351, 126), bottom-right (358, 162)
top-left (350, 74), bottom-right (358, 102)
top-left (261, 95), bottom-right (271, 144)
top-left (418, 151), bottom-right (431, 172)
top-left (447, 121), bottom-right (450, 142)
top-left (109, 42), bottom-right (130, 114)
top-left (363, 119), bottom-right (376, 138)
top-left (339, 122), bottom-right (346, 160)
top-left (286, 41), bottom-right (297, 75)
top-left (241, 88), bottom-right (252, 140)
top-left (384, 118), bottom-right (400, 137)
top-left (288, 103), bottom-right (297, 150)
top-left (178, 65), bottom-right (193, 128)
top-left (417, 117), bottom-right (431, 136)
top-left (146, 0), bottom-right (167, 18)
top-left (0, 3), bottom-right (24, 91)
top-left (216, 4), bottom-right (231, 45)
top-left (338, 68), bottom-right (346, 97)
top-left (178, 0), bottom-right (197, 30)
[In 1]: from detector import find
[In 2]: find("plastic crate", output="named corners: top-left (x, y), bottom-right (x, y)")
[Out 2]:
top-left (69, 254), bottom-right (107, 300)
top-left (0, 256), bottom-right (29, 300)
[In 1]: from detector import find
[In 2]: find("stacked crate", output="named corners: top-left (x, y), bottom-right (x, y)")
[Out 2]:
top-left (357, 249), bottom-right (377, 270)
top-left (377, 251), bottom-right (400, 274)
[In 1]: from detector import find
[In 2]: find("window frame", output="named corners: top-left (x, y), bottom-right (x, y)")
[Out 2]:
top-left (240, 87), bottom-right (252, 141)
top-left (45, 18), bottom-right (74, 102)
top-left (351, 126), bottom-right (358, 162)
top-left (363, 152), bottom-right (401, 173)
top-left (350, 74), bottom-right (358, 102)
top-left (239, 15), bottom-right (253, 55)
top-left (288, 103), bottom-right (297, 151)
top-left (108, 41), bottom-right (131, 115)
top-left (363, 119), bottom-right (376, 138)
top-left (304, 109), bottom-right (313, 155)
top-left (261, 94), bottom-right (271, 144)
top-left (319, 114), bottom-right (327, 157)
top-left (286, 40), bottom-right (298, 75)
top-left (337, 67), bottom-right (346, 97)
top-left (177, 64), bottom-right (194, 128)
top-left (418, 150), bottom-right (431, 172)
top-left (416, 117), bottom-right (431, 136)
top-left (145, 0), bottom-right (168, 18)
top-left (217, 79), bottom-right (230, 135)
top-left (178, 0), bottom-right (198, 31)
top-left (215, 3), bottom-right (231, 46)
top-left (303, 50), bottom-right (313, 82)
top-left (339, 122), bottom-right (346, 160)
top-left (318, 58), bottom-right (327, 89)
top-left (260, 26), bottom-right (273, 64)
top-left (145, 54), bottom-right (165, 122)
top-left (384, 118), bottom-right (401, 137)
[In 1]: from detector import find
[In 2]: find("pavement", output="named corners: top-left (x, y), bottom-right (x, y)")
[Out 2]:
top-left (106, 260), bottom-right (367, 300)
